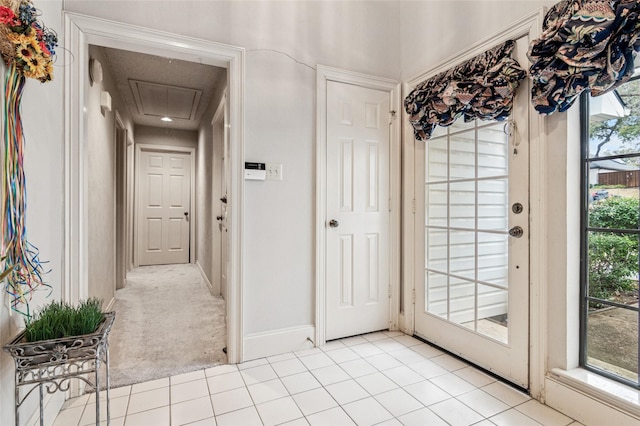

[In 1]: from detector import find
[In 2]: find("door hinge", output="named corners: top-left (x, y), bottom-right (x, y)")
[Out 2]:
top-left (412, 289), bottom-right (416, 304)
top-left (412, 199), bottom-right (416, 214)
top-left (388, 285), bottom-right (392, 298)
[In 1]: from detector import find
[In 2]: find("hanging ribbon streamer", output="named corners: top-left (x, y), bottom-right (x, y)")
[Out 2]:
top-left (2, 61), bottom-right (49, 319)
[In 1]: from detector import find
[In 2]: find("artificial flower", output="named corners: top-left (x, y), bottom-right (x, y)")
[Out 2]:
top-left (0, 6), bottom-right (15, 25)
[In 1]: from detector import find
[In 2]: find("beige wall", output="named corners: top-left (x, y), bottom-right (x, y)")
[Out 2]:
top-left (134, 126), bottom-right (198, 149)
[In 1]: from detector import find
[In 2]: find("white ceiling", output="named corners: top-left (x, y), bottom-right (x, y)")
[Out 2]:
top-left (99, 46), bottom-right (227, 131)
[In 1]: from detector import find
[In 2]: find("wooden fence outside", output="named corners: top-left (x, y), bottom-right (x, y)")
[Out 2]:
top-left (598, 170), bottom-right (640, 187)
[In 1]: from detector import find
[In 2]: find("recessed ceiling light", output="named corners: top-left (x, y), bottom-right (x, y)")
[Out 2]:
top-left (161, 116), bottom-right (172, 122)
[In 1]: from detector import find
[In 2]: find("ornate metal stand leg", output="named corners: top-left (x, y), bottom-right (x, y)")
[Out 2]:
top-left (14, 373), bottom-right (19, 426)
top-left (106, 341), bottom-right (110, 426)
top-left (95, 358), bottom-right (101, 426)
top-left (39, 384), bottom-right (44, 426)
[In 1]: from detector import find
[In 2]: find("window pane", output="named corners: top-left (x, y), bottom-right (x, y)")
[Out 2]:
top-left (426, 270), bottom-right (447, 317)
top-left (426, 183), bottom-right (447, 227)
top-left (478, 179), bottom-right (508, 230)
top-left (426, 136), bottom-right (448, 182)
top-left (586, 303), bottom-right (638, 382)
top-left (449, 230), bottom-right (475, 280)
top-left (477, 284), bottom-right (508, 344)
top-left (426, 228), bottom-right (447, 272)
top-left (587, 232), bottom-right (638, 302)
top-left (478, 124), bottom-right (508, 178)
top-left (450, 181), bottom-right (475, 229)
top-left (450, 131), bottom-right (475, 180)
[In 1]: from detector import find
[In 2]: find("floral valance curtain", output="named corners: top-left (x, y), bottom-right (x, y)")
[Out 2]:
top-left (529, 0), bottom-right (640, 115)
top-left (404, 40), bottom-right (526, 141)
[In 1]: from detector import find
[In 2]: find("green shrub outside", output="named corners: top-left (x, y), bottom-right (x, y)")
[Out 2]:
top-left (588, 197), bottom-right (639, 301)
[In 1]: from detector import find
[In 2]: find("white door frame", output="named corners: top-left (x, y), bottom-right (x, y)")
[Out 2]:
top-left (400, 10), bottom-right (546, 397)
top-left (315, 65), bottom-right (401, 345)
top-left (63, 12), bottom-right (245, 363)
top-left (134, 144), bottom-right (196, 267)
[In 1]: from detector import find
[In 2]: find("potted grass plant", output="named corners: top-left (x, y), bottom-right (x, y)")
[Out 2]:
top-left (3, 298), bottom-right (115, 368)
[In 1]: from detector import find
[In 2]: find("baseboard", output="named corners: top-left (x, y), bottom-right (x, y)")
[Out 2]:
top-left (196, 261), bottom-right (215, 295)
top-left (104, 296), bottom-right (116, 312)
top-left (545, 374), bottom-right (640, 426)
top-left (244, 325), bottom-right (315, 361)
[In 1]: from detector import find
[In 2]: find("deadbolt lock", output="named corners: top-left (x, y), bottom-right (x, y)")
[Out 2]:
top-left (512, 203), bottom-right (523, 214)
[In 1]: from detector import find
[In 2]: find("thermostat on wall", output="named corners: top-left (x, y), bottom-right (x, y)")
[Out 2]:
top-left (245, 162), bottom-right (266, 180)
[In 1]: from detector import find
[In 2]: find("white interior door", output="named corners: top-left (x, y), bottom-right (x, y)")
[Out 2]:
top-left (413, 37), bottom-right (530, 388)
top-left (326, 81), bottom-right (391, 340)
top-left (138, 149), bottom-right (191, 266)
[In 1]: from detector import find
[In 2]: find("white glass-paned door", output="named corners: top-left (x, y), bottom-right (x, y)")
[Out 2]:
top-left (414, 36), bottom-right (530, 388)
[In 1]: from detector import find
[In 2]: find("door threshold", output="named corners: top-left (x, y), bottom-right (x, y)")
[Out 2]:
top-left (412, 334), bottom-right (530, 396)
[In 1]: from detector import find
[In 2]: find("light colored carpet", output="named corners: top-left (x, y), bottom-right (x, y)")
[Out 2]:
top-left (103, 264), bottom-right (227, 389)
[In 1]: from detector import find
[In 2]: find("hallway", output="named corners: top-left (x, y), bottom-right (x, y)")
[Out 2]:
top-left (105, 264), bottom-right (227, 388)
top-left (55, 331), bottom-right (579, 426)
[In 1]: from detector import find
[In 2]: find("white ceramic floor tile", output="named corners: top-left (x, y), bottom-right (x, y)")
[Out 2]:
top-left (124, 406), bottom-right (170, 426)
top-left (481, 382), bottom-right (530, 407)
top-left (53, 406), bottom-right (84, 426)
top-left (255, 396), bottom-right (303, 426)
top-left (281, 371), bottom-right (322, 395)
top-left (339, 358), bottom-right (378, 378)
top-left (383, 365), bottom-right (425, 387)
top-left (184, 418), bottom-right (217, 426)
top-left (490, 408), bottom-right (543, 426)
top-left (171, 378), bottom-right (210, 404)
top-left (403, 381), bottom-right (451, 406)
top-left (292, 387), bottom-right (338, 415)
top-left (397, 407), bottom-right (449, 426)
top-left (392, 335), bottom-right (423, 348)
top-left (515, 399), bottom-right (574, 426)
top-left (454, 367), bottom-right (496, 387)
top-left (350, 343), bottom-right (385, 358)
top-left (319, 340), bottom-right (347, 352)
top-left (126, 387), bottom-right (170, 415)
top-left (281, 417), bottom-right (310, 426)
top-left (63, 394), bottom-right (90, 410)
top-left (205, 364), bottom-right (238, 377)
top-left (299, 352), bottom-right (335, 370)
top-left (170, 369), bottom-right (206, 385)
top-left (410, 344), bottom-right (444, 359)
top-left (80, 396), bottom-right (129, 425)
top-left (374, 388), bottom-right (424, 417)
top-left (247, 378), bottom-right (289, 404)
top-left (366, 353), bottom-right (403, 371)
top-left (356, 372), bottom-right (399, 395)
top-left (429, 398), bottom-right (484, 426)
top-left (95, 417), bottom-right (126, 426)
top-left (130, 377), bottom-right (169, 394)
top-left (430, 354), bottom-right (468, 371)
top-left (457, 389), bottom-right (509, 418)
top-left (363, 332), bottom-right (389, 342)
top-left (376, 418), bottom-right (403, 425)
top-left (383, 331), bottom-right (404, 338)
top-left (109, 386), bottom-right (132, 400)
top-left (310, 364), bottom-right (351, 386)
top-left (306, 406), bottom-right (356, 426)
top-left (388, 348), bottom-right (427, 365)
top-left (240, 364), bottom-right (278, 385)
top-left (469, 420), bottom-right (497, 426)
top-left (215, 406), bottom-right (262, 426)
top-left (342, 397), bottom-right (394, 426)
top-left (325, 379), bottom-right (370, 405)
top-left (372, 338), bottom-right (406, 352)
top-left (340, 335), bottom-right (368, 346)
top-left (430, 373), bottom-right (477, 396)
top-left (237, 358), bottom-right (269, 370)
top-left (271, 358), bottom-right (308, 377)
top-left (325, 347), bottom-right (360, 364)
top-left (408, 359), bottom-right (449, 379)
top-left (268, 352), bottom-right (296, 363)
top-left (210, 386), bottom-right (253, 415)
top-left (295, 347), bottom-right (323, 357)
top-left (206, 371), bottom-right (245, 394)
top-left (171, 395), bottom-right (214, 426)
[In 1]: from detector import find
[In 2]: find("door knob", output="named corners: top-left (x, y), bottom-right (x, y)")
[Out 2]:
top-left (508, 226), bottom-right (523, 238)
top-left (329, 219), bottom-right (339, 228)
top-left (216, 215), bottom-right (223, 221)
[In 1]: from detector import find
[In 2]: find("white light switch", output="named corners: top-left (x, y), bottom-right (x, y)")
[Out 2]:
top-left (267, 163), bottom-right (283, 181)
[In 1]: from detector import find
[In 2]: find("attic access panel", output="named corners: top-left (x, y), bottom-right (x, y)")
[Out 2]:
top-left (129, 79), bottom-right (202, 121)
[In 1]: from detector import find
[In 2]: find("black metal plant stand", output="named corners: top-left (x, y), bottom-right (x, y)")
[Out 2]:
top-left (3, 312), bottom-right (115, 426)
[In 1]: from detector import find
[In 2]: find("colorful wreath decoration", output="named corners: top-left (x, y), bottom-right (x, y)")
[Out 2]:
top-left (0, 0), bottom-right (57, 319)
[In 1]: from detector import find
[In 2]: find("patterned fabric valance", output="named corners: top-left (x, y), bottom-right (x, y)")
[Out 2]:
top-left (404, 40), bottom-right (526, 141)
top-left (529, 0), bottom-right (640, 115)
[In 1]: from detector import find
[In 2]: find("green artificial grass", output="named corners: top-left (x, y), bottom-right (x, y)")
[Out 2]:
top-left (24, 298), bottom-right (104, 342)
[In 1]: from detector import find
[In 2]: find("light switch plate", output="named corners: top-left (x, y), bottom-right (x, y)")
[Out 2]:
top-left (266, 163), bottom-right (283, 181)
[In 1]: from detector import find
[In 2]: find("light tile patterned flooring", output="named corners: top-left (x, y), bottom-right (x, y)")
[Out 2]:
top-left (54, 331), bottom-right (582, 426)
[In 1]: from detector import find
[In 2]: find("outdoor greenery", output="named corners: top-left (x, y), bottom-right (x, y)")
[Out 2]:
top-left (24, 298), bottom-right (104, 342)
top-left (588, 197), bottom-right (639, 300)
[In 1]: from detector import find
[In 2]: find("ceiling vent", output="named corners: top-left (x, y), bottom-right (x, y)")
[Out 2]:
top-left (129, 79), bottom-right (202, 121)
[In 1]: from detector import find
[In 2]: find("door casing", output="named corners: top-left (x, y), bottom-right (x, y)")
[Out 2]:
top-left (63, 12), bottom-right (245, 365)
top-left (134, 144), bottom-right (195, 267)
top-left (316, 65), bottom-right (401, 345)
